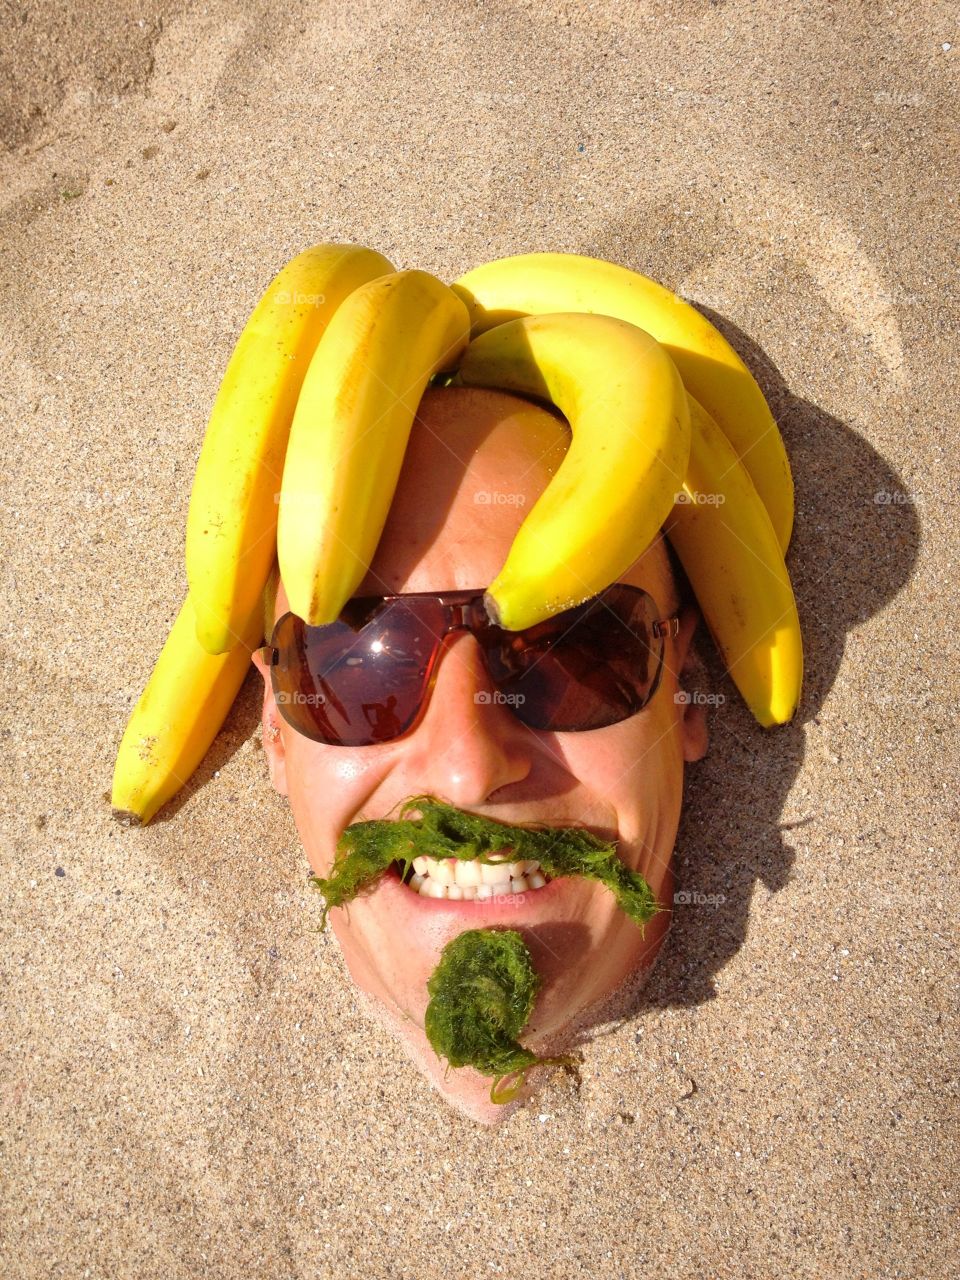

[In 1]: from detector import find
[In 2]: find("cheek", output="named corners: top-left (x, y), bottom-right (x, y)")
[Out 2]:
top-left (282, 735), bottom-right (393, 876)
top-left (557, 704), bottom-right (684, 830)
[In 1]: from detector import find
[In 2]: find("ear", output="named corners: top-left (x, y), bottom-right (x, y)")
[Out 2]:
top-left (250, 649), bottom-right (288, 796)
top-left (672, 605), bottom-right (709, 764)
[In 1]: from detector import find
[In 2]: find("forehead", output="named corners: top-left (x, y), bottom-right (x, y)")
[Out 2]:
top-left (355, 385), bottom-right (567, 595)
top-left (274, 385), bottom-right (676, 617)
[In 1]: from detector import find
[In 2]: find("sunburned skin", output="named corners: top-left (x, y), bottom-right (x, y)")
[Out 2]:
top-left (309, 795), bottom-right (662, 1101)
top-left (252, 385), bottom-right (710, 1124)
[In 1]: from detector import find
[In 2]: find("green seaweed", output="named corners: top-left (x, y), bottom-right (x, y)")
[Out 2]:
top-left (308, 793), bottom-right (661, 932)
top-left (424, 927), bottom-right (576, 1103)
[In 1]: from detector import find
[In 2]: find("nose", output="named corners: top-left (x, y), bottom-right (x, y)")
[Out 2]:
top-left (402, 630), bottom-right (534, 806)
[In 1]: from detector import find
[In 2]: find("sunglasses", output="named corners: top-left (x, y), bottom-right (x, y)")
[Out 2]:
top-left (257, 584), bottom-right (679, 747)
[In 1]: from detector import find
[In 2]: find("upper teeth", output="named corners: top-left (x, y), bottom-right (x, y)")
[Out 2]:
top-left (406, 854), bottom-right (549, 899)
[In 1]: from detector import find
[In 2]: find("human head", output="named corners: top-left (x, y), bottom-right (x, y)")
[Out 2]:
top-left (252, 385), bottom-right (709, 1123)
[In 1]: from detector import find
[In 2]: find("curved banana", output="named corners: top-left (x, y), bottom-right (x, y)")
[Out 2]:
top-left (277, 269), bottom-right (470, 625)
top-left (664, 394), bottom-right (803, 726)
top-left (452, 252), bottom-right (793, 555)
top-left (453, 312), bottom-right (691, 631)
top-left (262, 557), bottom-right (281, 641)
top-left (186, 243), bottom-right (395, 655)
top-left (111, 593), bottom-right (263, 826)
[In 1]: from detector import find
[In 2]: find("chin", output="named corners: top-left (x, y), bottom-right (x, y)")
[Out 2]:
top-left (350, 982), bottom-right (561, 1127)
top-left (338, 892), bottom-right (674, 1126)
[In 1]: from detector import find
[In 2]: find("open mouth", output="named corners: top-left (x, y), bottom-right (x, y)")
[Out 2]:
top-left (311, 796), bottom-right (657, 931)
top-left (391, 851), bottom-right (553, 900)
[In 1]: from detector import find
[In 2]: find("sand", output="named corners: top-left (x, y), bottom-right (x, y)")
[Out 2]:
top-left (1, 2), bottom-right (957, 1276)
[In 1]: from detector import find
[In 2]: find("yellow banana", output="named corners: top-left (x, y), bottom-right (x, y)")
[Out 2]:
top-left (453, 312), bottom-right (691, 631)
top-left (111, 592), bottom-right (263, 826)
top-left (186, 242), bottom-right (395, 655)
top-left (664, 395), bottom-right (803, 726)
top-left (452, 252), bottom-right (793, 555)
top-left (262, 557), bottom-right (281, 641)
top-left (277, 269), bottom-right (470, 625)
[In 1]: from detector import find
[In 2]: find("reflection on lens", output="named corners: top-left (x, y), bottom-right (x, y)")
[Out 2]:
top-left (272, 601), bottom-right (443, 746)
top-left (481, 586), bottom-right (662, 732)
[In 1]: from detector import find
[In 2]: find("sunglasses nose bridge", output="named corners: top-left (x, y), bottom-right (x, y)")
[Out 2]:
top-left (447, 599), bottom-right (472, 629)
top-left (437, 596), bottom-right (488, 637)
top-left (417, 621), bottom-right (513, 742)
top-left (443, 602), bottom-right (467, 632)
top-left (407, 603), bottom-right (479, 713)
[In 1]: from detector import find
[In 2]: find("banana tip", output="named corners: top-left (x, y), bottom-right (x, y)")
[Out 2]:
top-left (756, 703), bottom-right (799, 729)
top-left (482, 590), bottom-right (502, 627)
top-left (111, 807), bottom-right (145, 829)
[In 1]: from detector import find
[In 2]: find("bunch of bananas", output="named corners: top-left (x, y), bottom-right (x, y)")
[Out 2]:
top-left (111, 244), bottom-right (803, 825)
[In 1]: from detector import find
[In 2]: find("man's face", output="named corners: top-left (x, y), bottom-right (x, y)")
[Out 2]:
top-left (254, 386), bottom-right (708, 1123)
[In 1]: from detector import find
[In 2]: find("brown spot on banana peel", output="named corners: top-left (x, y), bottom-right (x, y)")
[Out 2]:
top-left (730, 593), bottom-right (749, 629)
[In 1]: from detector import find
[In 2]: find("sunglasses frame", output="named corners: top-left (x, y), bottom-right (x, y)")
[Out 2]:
top-left (257, 585), bottom-right (680, 745)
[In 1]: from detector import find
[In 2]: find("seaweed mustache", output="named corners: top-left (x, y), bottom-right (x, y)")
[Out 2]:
top-left (308, 793), bottom-right (661, 931)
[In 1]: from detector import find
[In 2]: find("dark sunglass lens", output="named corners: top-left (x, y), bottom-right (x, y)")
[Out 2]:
top-left (481, 586), bottom-right (662, 731)
top-left (272, 601), bottom-right (439, 745)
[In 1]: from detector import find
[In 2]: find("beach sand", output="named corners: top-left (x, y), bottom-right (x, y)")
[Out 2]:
top-left (1, 2), bottom-right (957, 1276)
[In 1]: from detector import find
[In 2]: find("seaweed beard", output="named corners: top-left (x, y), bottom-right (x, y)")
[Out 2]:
top-left (310, 794), bottom-right (663, 1104)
